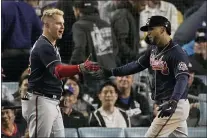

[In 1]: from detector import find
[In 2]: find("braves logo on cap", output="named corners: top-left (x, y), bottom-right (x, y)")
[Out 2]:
top-left (146, 18), bottom-right (150, 26)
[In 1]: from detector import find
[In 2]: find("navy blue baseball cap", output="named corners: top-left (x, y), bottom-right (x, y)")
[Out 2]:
top-left (2, 100), bottom-right (15, 109)
top-left (73, 0), bottom-right (98, 9)
top-left (195, 21), bottom-right (207, 43)
top-left (140, 16), bottom-right (171, 35)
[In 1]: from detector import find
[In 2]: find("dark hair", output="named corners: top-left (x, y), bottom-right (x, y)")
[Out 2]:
top-left (98, 81), bottom-right (119, 94)
top-left (94, 81), bottom-right (119, 108)
top-left (63, 76), bottom-right (81, 89)
top-left (73, 0), bottom-right (99, 15)
top-left (63, 76), bottom-right (83, 99)
top-left (2, 100), bottom-right (15, 109)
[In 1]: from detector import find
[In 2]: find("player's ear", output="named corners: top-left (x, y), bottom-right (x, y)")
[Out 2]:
top-left (45, 23), bottom-right (49, 28)
top-left (161, 27), bottom-right (166, 34)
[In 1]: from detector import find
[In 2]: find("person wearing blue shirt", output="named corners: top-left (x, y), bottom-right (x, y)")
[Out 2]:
top-left (2, 1), bottom-right (42, 81)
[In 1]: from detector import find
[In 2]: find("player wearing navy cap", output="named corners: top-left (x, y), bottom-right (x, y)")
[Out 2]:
top-left (93, 16), bottom-right (190, 137)
top-left (21, 8), bottom-right (99, 137)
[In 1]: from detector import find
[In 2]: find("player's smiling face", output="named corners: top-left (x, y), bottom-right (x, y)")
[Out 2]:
top-left (49, 14), bottom-right (65, 40)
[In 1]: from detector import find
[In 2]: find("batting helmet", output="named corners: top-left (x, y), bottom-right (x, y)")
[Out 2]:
top-left (140, 16), bottom-right (171, 35)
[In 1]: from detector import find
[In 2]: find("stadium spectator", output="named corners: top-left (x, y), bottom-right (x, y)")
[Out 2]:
top-left (70, 0), bottom-right (119, 96)
top-left (186, 62), bottom-right (206, 127)
top-left (110, 0), bottom-right (147, 65)
top-left (2, 0), bottom-right (42, 82)
top-left (182, 21), bottom-right (207, 75)
top-left (40, 0), bottom-right (57, 14)
top-left (13, 75), bottom-right (29, 106)
top-left (10, 73), bottom-right (28, 137)
top-left (64, 76), bottom-right (95, 118)
top-left (89, 81), bottom-right (130, 127)
top-left (39, 0), bottom-right (58, 9)
top-left (140, 0), bottom-right (178, 38)
top-left (173, 1), bottom-right (207, 45)
top-left (115, 75), bottom-right (151, 127)
top-left (26, 0), bottom-right (42, 17)
top-left (187, 62), bottom-right (207, 95)
top-left (182, 21), bottom-right (206, 56)
top-left (133, 69), bottom-right (152, 94)
top-left (165, 0), bottom-right (205, 16)
top-left (1, 100), bottom-right (26, 138)
top-left (60, 86), bottom-right (87, 128)
top-left (97, 1), bottom-right (116, 24)
top-left (71, 0), bottom-right (118, 67)
top-left (190, 22), bottom-right (207, 74)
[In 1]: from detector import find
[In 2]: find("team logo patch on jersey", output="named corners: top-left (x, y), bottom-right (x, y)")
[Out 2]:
top-left (178, 62), bottom-right (188, 71)
top-left (150, 55), bottom-right (169, 75)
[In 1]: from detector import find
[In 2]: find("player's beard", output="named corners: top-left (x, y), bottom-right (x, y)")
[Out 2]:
top-left (145, 35), bottom-right (157, 45)
top-left (145, 34), bottom-right (162, 46)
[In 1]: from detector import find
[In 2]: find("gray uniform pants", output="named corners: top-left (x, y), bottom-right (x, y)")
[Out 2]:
top-left (21, 93), bottom-right (65, 137)
top-left (145, 99), bottom-right (190, 137)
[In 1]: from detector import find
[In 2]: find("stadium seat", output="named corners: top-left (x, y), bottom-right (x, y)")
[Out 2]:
top-left (78, 127), bottom-right (124, 137)
top-left (65, 128), bottom-right (78, 138)
top-left (195, 75), bottom-right (207, 85)
top-left (124, 127), bottom-right (207, 137)
top-left (188, 127), bottom-right (207, 137)
top-left (124, 127), bottom-right (148, 137)
top-left (2, 82), bottom-right (18, 94)
top-left (198, 94), bottom-right (207, 126)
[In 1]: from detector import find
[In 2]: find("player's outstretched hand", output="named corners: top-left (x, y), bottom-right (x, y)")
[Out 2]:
top-left (78, 60), bottom-right (101, 75)
top-left (157, 100), bottom-right (177, 118)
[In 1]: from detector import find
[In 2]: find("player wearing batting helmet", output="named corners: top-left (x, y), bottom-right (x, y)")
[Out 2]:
top-left (92, 15), bottom-right (190, 137)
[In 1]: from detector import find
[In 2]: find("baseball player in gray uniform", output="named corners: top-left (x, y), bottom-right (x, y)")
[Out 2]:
top-left (92, 16), bottom-right (190, 137)
top-left (21, 8), bottom-right (99, 137)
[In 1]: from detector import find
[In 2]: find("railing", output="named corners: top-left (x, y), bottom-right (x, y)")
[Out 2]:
top-left (64, 127), bottom-right (207, 137)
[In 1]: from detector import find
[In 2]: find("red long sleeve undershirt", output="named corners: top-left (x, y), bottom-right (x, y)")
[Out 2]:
top-left (54, 64), bottom-right (81, 79)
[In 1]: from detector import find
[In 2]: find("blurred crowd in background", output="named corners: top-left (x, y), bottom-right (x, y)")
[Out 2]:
top-left (1, 0), bottom-right (207, 137)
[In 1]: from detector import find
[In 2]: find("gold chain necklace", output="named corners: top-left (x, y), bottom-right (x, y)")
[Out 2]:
top-left (155, 41), bottom-right (171, 58)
